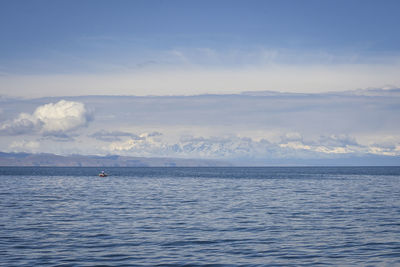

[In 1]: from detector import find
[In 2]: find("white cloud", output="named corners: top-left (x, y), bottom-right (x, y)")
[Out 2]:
top-left (0, 113), bottom-right (40, 135)
top-left (107, 132), bottom-right (166, 157)
top-left (9, 140), bottom-right (40, 153)
top-left (0, 100), bottom-right (92, 136)
top-left (103, 130), bottom-right (400, 160)
top-left (280, 142), bottom-right (311, 151)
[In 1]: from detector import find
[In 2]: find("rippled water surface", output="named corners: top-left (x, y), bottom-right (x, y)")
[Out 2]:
top-left (1, 167), bottom-right (400, 266)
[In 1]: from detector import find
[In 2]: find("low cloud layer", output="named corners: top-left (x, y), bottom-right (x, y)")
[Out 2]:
top-left (105, 132), bottom-right (400, 160)
top-left (0, 100), bottom-right (92, 136)
top-left (1, 90), bottom-right (399, 164)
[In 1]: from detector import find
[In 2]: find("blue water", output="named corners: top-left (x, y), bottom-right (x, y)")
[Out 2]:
top-left (1, 167), bottom-right (399, 266)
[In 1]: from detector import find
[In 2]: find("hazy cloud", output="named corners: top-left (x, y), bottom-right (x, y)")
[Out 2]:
top-left (40, 133), bottom-right (78, 142)
top-left (89, 130), bottom-right (163, 143)
top-left (146, 131), bottom-right (163, 137)
top-left (89, 130), bottom-right (141, 142)
top-left (9, 140), bottom-right (40, 153)
top-left (280, 132), bottom-right (303, 143)
top-left (2, 64), bottom-right (400, 98)
top-left (315, 134), bottom-right (359, 148)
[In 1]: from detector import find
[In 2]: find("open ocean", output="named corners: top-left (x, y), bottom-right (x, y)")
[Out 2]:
top-left (1, 166), bottom-right (399, 266)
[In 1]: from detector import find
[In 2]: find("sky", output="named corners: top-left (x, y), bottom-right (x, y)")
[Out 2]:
top-left (0, 0), bottom-right (400, 164)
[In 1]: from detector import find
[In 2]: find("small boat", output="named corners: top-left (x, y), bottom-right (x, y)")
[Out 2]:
top-left (99, 171), bottom-right (108, 177)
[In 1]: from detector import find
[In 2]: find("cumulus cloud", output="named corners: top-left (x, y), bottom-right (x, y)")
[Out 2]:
top-left (0, 100), bottom-right (92, 136)
top-left (0, 113), bottom-right (41, 135)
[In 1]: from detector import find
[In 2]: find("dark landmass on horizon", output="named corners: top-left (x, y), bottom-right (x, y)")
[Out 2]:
top-left (0, 152), bottom-right (232, 167)
top-left (0, 151), bottom-right (399, 167)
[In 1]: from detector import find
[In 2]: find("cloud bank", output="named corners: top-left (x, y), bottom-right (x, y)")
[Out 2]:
top-left (0, 56), bottom-right (400, 98)
top-left (104, 133), bottom-right (400, 161)
top-left (1, 90), bottom-right (399, 165)
top-left (0, 100), bottom-right (92, 136)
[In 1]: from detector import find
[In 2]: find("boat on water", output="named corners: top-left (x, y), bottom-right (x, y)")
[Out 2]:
top-left (99, 171), bottom-right (108, 177)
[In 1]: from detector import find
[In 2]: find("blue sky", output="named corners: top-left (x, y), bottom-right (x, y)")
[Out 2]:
top-left (0, 1), bottom-right (399, 164)
top-left (2, 1), bottom-right (399, 53)
top-left (1, 0), bottom-right (399, 77)
top-left (1, 1), bottom-right (400, 96)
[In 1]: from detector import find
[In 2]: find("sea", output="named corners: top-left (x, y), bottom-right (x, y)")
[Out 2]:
top-left (0, 166), bottom-right (399, 266)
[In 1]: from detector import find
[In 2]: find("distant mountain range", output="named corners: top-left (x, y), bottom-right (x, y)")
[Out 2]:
top-left (0, 152), bottom-right (232, 167)
top-left (1, 151), bottom-right (399, 167)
